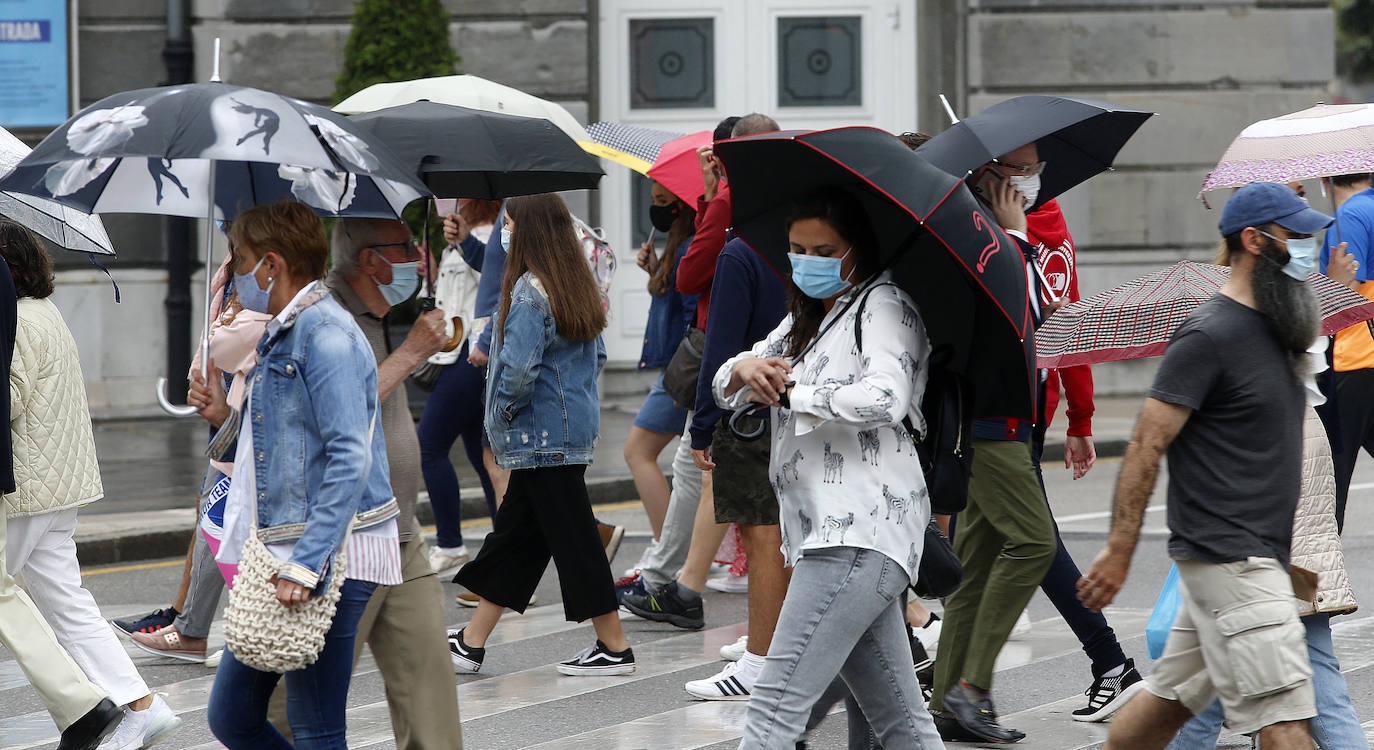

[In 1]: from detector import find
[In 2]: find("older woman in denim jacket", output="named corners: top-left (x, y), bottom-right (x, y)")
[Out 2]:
top-left (450, 193), bottom-right (636, 676)
top-left (206, 202), bottom-right (401, 750)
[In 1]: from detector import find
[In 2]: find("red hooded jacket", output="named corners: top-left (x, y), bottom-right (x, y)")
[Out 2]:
top-left (1028, 200), bottom-right (1094, 437)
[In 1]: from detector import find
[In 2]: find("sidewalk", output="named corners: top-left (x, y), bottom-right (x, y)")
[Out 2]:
top-left (71, 395), bottom-right (1145, 566)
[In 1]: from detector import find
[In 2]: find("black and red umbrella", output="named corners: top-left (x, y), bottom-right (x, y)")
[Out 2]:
top-left (714, 126), bottom-right (1037, 420)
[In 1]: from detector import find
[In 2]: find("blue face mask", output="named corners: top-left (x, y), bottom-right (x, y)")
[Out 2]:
top-left (1260, 231), bottom-right (1319, 281)
top-left (234, 257), bottom-right (273, 314)
top-left (377, 259), bottom-right (419, 307)
top-left (500, 228), bottom-right (512, 252)
top-left (788, 247), bottom-right (854, 299)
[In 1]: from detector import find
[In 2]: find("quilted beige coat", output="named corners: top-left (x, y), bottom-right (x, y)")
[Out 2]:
top-left (1291, 408), bottom-right (1356, 616)
top-left (3, 298), bottom-right (102, 517)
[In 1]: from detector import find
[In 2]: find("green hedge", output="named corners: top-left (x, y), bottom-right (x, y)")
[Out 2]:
top-left (335, 0), bottom-right (460, 104)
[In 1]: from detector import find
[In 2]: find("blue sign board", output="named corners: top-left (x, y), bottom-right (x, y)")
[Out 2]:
top-left (0, 0), bottom-right (68, 127)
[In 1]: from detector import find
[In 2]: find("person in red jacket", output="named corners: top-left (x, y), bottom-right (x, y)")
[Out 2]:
top-left (1026, 199), bottom-right (1145, 724)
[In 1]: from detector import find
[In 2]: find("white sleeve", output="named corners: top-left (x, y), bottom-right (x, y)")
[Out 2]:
top-left (713, 315), bottom-right (795, 411)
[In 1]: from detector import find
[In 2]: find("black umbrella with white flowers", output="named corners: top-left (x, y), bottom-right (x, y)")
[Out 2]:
top-left (0, 80), bottom-right (431, 416)
top-left (0, 82), bottom-right (428, 220)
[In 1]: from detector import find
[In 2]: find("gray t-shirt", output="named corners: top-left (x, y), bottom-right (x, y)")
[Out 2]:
top-left (1148, 295), bottom-right (1304, 566)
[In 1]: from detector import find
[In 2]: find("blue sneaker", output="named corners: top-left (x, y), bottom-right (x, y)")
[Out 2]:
top-left (614, 573), bottom-right (647, 602)
top-left (112, 606), bottom-right (178, 636)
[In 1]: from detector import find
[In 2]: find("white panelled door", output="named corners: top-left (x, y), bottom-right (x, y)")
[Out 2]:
top-left (597, 0), bottom-right (918, 365)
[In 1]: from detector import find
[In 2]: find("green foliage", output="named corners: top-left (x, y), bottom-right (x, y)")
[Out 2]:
top-left (334, 0), bottom-right (460, 104)
top-left (1337, 0), bottom-right (1374, 83)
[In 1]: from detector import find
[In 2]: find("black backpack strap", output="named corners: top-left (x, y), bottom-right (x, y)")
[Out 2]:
top-left (853, 282), bottom-right (920, 439)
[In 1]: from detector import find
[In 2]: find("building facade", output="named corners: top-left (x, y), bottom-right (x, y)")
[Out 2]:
top-left (59, 0), bottom-right (1333, 412)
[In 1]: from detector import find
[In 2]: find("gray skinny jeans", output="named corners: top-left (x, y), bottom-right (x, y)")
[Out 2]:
top-left (739, 547), bottom-right (942, 750)
top-left (174, 465), bottom-right (227, 640)
top-left (638, 424), bottom-right (703, 588)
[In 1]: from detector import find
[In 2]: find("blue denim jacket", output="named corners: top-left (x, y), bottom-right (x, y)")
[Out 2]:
top-left (243, 291), bottom-right (398, 591)
top-left (486, 272), bottom-right (605, 469)
top-left (638, 236), bottom-right (698, 370)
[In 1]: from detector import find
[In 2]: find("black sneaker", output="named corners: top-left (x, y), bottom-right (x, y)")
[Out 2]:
top-left (943, 684), bottom-right (1025, 743)
top-left (1072, 659), bottom-right (1146, 722)
top-left (112, 606), bottom-right (178, 636)
top-left (621, 582), bottom-right (705, 629)
top-left (448, 629), bottom-right (485, 673)
top-left (556, 640), bottom-right (636, 675)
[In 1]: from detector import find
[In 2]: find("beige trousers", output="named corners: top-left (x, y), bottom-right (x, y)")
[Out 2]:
top-left (271, 538), bottom-right (463, 749)
top-left (0, 508), bottom-right (106, 729)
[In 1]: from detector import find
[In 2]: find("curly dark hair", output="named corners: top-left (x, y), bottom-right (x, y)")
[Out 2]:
top-left (0, 221), bottom-right (55, 299)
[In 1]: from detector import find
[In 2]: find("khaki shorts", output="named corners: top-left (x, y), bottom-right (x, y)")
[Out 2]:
top-left (1146, 557), bottom-right (1315, 734)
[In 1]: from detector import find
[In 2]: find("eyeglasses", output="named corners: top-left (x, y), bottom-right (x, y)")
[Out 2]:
top-left (991, 158), bottom-right (1047, 177)
top-left (366, 240), bottom-right (423, 262)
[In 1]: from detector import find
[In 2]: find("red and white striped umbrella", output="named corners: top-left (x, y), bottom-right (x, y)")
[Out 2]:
top-left (1036, 261), bottom-right (1374, 368)
top-left (1200, 103), bottom-right (1374, 198)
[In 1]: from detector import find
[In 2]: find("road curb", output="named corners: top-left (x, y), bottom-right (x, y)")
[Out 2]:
top-left (74, 438), bottom-right (1130, 567)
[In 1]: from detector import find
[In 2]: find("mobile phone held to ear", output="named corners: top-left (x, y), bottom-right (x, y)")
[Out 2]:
top-left (972, 171), bottom-right (1000, 202)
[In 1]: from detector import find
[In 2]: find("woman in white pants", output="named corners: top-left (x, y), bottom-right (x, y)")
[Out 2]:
top-left (0, 222), bottom-right (180, 750)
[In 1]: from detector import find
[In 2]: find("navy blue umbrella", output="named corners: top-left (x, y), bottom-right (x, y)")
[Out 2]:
top-left (916, 95), bottom-right (1153, 210)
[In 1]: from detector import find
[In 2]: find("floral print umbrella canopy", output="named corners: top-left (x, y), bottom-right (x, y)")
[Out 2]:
top-left (0, 83), bottom-right (428, 220)
top-left (1199, 103), bottom-right (1374, 199)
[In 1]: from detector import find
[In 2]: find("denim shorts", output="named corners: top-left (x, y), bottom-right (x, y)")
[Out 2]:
top-left (634, 370), bottom-right (689, 435)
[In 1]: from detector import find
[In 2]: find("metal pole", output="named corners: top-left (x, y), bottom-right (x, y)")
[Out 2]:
top-left (162, 0), bottom-right (193, 405)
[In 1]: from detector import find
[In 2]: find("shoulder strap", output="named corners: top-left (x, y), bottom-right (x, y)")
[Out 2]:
top-left (852, 281), bottom-right (919, 439)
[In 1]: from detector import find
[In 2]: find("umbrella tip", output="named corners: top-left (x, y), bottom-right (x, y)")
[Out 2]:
top-left (210, 37), bottom-right (222, 83)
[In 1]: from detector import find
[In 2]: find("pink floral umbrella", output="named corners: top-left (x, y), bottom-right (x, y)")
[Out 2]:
top-left (1199, 103), bottom-right (1374, 202)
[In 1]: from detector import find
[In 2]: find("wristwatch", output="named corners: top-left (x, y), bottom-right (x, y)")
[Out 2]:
top-left (778, 380), bottom-right (796, 409)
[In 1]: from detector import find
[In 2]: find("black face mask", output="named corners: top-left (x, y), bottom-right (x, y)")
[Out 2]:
top-left (649, 203), bottom-right (680, 232)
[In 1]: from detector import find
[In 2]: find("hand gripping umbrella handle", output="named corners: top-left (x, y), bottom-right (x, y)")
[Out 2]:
top-left (156, 159), bottom-right (218, 418)
top-left (155, 377), bottom-right (201, 417)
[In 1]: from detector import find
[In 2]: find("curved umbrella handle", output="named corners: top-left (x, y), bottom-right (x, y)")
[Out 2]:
top-left (155, 376), bottom-right (201, 417)
top-left (728, 403), bottom-right (771, 442)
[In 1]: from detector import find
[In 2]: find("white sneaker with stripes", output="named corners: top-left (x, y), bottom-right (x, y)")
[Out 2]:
top-left (685, 659), bottom-right (753, 701)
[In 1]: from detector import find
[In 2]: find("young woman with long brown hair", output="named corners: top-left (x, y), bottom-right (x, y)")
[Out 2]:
top-left (449, 193), bottom-right (636, 676)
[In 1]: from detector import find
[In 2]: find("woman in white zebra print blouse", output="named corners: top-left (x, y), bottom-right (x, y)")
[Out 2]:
top-left (714, 187), bottom-right (941, 749)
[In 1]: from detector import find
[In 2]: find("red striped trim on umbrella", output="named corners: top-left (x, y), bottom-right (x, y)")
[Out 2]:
top-left (1036, 261), bottom-right (1374, 368)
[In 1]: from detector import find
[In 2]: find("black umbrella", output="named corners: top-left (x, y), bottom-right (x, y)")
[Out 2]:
top-left (915, 95), bottom-right (1153, 210)
top-left (715, 126), bottom-right (1037, 420)
top-left (349, 101), bottom-right (604, 199)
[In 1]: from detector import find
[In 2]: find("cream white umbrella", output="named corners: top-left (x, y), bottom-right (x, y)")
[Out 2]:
top-left (334, 74), bottom-right (592, 143)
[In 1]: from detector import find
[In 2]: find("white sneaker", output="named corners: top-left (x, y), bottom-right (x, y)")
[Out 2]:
top-left (720, 635), bottom-right (749, 662)
top-left (1011, 609), bottom-right (1033, 638)
top-left (685, 659), bottom-right (753, 701)
top-left (98, 694), bottom-right (181, 750)
top-left (428, 546), bottom-right (470, 577)
top-left (914, 617), bottom-right (942, 659)
top-left (204, 649), bottom-right (223, 669)
top-left (705, 573), bottom-right (749, 594)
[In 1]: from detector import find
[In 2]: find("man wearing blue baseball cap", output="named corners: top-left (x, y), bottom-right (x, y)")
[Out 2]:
top-left (1077, 182), bottom-right (1327, 749)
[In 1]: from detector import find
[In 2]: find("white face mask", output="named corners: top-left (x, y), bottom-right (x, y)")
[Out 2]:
top-left (1008, 173), bottom-right (1040, 208)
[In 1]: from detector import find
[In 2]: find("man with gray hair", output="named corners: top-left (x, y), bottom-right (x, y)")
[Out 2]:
top-left (268, 217), bottom-right (462, 748)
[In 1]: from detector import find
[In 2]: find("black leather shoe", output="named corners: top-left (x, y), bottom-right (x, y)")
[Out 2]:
top-left (943, 685), bottom-right (1026, 744)
top-left (57, 698), bottom-right (123, 750)
top-left (933, 711), bottom-right (986, 742)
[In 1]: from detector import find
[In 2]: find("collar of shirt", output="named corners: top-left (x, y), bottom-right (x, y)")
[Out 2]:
top-left (266, 280), bottom-right (319, 339)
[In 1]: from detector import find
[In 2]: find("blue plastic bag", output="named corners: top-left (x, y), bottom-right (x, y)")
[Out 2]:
top-left (1145, 563), bottom-right (1181, 659)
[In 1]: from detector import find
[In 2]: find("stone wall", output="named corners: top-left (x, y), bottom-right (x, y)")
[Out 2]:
top-left (966, 0), bottom-right (1334, 392)
top-left (70, 0), bottom-right (594, 413)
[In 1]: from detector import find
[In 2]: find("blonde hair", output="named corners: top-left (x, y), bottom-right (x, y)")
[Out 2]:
top-left (229, 201), bottom-right (329, 280)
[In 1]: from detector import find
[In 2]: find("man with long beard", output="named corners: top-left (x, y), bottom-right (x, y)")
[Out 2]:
top-left (1078, 182), bottom-right (1325, 749)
